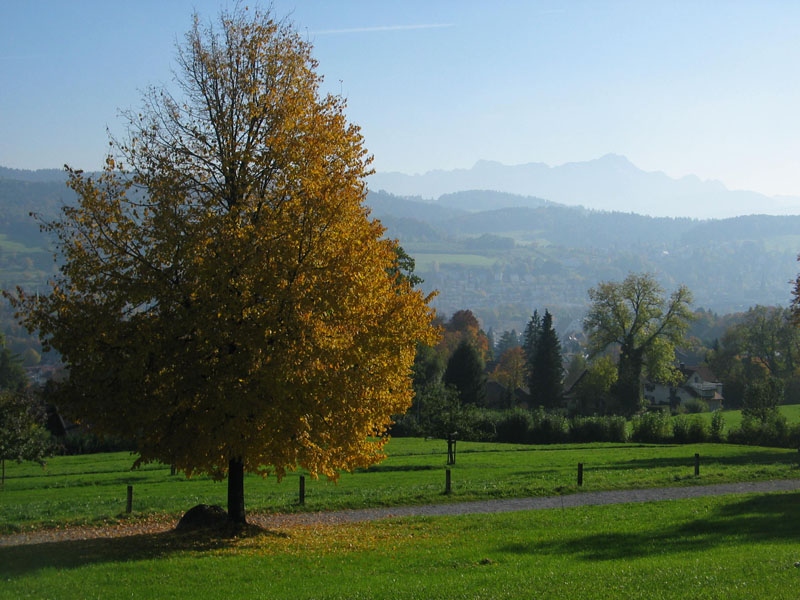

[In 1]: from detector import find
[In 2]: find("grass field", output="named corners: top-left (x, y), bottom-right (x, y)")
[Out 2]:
top-left (674, 404), bottom-right (800, 433)
top-left (412, 253), bottom-right (497, 270)
top-left (3, 438), bottom-right (799, 533)
top-left (3, 490), bottom-right (800, 599)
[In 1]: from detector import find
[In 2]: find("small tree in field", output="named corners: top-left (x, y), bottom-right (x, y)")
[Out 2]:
top-left (9, 8), bottom-right (437, 523)
top-left (0, 392), bottom-right (52, 487)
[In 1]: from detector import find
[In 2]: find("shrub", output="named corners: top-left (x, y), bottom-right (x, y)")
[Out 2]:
top-left (61, 430), bottom-right (134, 455)
top-left (683, 398), bottom-right (708, 414)
top-left (672, 415), bottom-right (690, 444)
top-left (495, 408), bottom-right (533, 444)
top-left (631, 410), bottom-right (671, 443)
top-left (529, 408), bottom-right (567, 444)
top-left (568, 416), bottom-right (627, 443)
top-left (728, 413), bottom-right (790, 447)
top-left (687, 417), bottom-right (709, 443)
top-left (710, 410), bottom-right (725, 442)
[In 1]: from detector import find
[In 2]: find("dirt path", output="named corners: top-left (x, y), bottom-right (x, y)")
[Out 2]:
top-left (4, 478), bottom-right (800, 547)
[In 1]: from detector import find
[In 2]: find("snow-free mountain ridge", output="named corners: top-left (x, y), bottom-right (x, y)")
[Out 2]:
top-left (368, 154), bottom-right (800, 220)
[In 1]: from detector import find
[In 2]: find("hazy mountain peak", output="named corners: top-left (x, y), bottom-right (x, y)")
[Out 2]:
top-left (368, 155), bottom-right (800, 219)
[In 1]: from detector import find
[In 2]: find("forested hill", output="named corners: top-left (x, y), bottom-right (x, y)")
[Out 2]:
top-left (366, 189), bottom-right (800, 332)
top-left (0, 169), bottom-right (798, 334)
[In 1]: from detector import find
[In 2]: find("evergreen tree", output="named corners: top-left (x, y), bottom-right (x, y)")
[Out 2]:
top-left (529, 310), bottom-right (564, 409)
top-left (444, 340), bottom-right (486, 406)
top-left (523, 310), bottom-right (542, 390)
top-left (495, 329), bottom-right (521, 359)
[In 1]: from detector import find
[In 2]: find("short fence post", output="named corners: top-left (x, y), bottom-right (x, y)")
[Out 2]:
top-left (694, 453), bottom-right (700, 477)
top-left (577, 462), bottom-right (583, 487)
top-left (170, 464), bottom-right (176, 476)
top-left (445, 468), bottom-right (452, 494)
top-left (299, 475), bottom-right (305, 505)
top-left (126, 485), bottom-right (133, 513)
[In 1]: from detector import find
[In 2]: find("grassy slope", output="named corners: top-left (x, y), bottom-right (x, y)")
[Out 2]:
top-left (3, 439), bottom-right (799, 532)
top-left (4, 491), bottom-right (800, 599)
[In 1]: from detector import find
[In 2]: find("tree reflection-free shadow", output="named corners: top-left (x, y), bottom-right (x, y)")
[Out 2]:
top-left (499, 491), bottom-right (800, 561)
top-left (0, 525), bottom-right (285, 577)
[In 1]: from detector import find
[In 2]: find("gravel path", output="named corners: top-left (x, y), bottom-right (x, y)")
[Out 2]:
top-left (249, 478), bottom-right (800, 527)
top-left (3, 478), bottom-right (800, 547)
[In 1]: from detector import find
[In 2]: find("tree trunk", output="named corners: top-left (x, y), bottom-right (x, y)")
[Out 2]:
top-left (227, 457), bottom-right (246, 523)
top-left (615, 346), bottom-right (644, 417)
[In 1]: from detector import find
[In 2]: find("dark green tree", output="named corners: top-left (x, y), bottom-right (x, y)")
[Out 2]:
top-left (0, 335), bottom-right (27, 393)
top-left (0, 392), bottom-right (52, 486)
top-left (742, 377), bottom-right (783, 423)
top-left (495, 329), bottom-right (521, 359)
top-left (444, 339), bottom-right (486, 406)
top-left (522, 310), bottom-right (542, 387)
top-left (529, 310), bottom-right (564, 409)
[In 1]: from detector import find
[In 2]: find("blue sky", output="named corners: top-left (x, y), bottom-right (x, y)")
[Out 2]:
top-left (2, 1), bottom-right (800, 197)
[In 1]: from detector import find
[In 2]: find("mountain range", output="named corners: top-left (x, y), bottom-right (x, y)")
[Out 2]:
top-left (368, 154), bottom-right (800, 220)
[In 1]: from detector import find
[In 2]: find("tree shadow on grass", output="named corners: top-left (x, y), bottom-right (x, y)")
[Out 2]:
top-left (355, 465), bottom-right (439, 474)
top-left (586, 449), bottom-right (798, 472)
top-left (0, 524), bottom-right (287, 577)
top-left (499, 492), bottom-right (800, 561)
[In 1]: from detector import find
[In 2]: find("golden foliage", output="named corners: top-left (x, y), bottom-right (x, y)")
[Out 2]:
top-left (9, 8), bottom-right (437, 482)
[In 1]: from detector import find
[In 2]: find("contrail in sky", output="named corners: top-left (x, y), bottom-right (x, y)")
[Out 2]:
top-left (312, 23), bottom-right (455, 35)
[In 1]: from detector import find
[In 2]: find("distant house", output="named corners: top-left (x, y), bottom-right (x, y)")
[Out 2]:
top-left (484, 380), bottom-right (531, 409)
top-left (643, 364), bottom-right (723, 411)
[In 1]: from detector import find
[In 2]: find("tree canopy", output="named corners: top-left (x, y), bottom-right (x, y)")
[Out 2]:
top-left (584, 273), bottom-right (692, 416)
top-left (9, 7), bottom-right (436, 522)
top-left (528, 310), bottom-right (564, 409)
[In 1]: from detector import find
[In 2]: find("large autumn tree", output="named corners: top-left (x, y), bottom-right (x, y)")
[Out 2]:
top-left (584, 273), bottom-right (692, 416)
top-left (9, 8), bottom-right (437, 523)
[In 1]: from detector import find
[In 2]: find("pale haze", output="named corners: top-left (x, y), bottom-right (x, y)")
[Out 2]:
top-left (2, 1), bottom-right (800, 202)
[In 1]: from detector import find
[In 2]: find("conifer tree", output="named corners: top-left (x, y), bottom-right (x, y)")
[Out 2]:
top-left (529, 310), bottom-right (564, 409)
top-left (444, 339), bottom-right (486, 406)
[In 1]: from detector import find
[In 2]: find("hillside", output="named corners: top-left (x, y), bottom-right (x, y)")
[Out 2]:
top-left (0, 168), bottom-right (798, 336)
top-left (366, 190), bottom-right (800, 332)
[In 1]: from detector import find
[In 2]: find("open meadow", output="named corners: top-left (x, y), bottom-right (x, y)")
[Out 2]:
top-left (3, 490), bottom-right (799, 599)
top-left (3, 438), bottom-right (800, 598)
top-left (3, 437), bottom-right (800, 532)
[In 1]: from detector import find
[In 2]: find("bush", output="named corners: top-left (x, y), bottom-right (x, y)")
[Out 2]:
top-left (728, 413), bottom-right (791, 447)
top-left (61, 430), bottom-right (134, 454)
top-left (468, 408), bottom-right (499, 442)
top-left (631, 410), bottom-right (671, 443)
top-left (568, 416), bottom-right (627, 443)
top-left (529, 408), bottom-right (567, 444)
top-left (710, 410), bottom-right (725, 442)
top-left (687, 417), bottom-right (709, 443)
top-left (683, 398), bottom-right (708, 414)
top-left (496, 408), bottom-right (533, 444)
top-left (672, 415), bottom-right (690, 444)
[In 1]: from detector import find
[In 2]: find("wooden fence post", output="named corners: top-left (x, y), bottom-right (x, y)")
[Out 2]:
top-left (299, 475), bottom-right (305, 505)
top-left (445, 468), bottom-right (452, 494)
top-left (126, 485), bottom-right (133, 513)
top-left (577, 462), bottom-right (583, 486)
top-left (694, 453), bottom-right (700, 477)
top-left (170, 464), bottom-right (176, 476)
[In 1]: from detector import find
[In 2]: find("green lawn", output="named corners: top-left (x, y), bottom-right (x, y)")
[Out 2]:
top-left (3, 438), bottom-right (799, 533)
top-left (3, 490), bottom-right (799, 599)
top-left (676, 404), bottom-right (800, 433)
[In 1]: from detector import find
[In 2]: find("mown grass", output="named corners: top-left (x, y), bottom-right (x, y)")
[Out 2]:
top-left (3, 491), bottom-right (800, 599)
top-left (2, 438), bottom-right (799, 532)
top-left (676, 404), bottom-right (800, 433)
